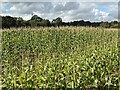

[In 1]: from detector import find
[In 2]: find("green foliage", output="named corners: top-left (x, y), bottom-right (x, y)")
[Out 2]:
top-left (30, 20), bottom-right (37, 27)
top-left (37, 20), bottom-right (51, 26)
top-left (16, 17), bottom-right (25, 27)
top-left (1, 15), bottom-right (119, 28)
top-left (1, 27), bottom-right (119, 89)
top-left (52, 17), bottom-right (62, 26)
top-left (31, 15), bottom-right (42, 21)
top-left (2, 16), bottom-right (17, 28)
top-left (110, 21), bottom-right (119, 28)
top-left (100, 22), bottom-right (110, 28)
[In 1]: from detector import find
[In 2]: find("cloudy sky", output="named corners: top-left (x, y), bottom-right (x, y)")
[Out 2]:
top-left (1, 1), bottom-right (119, 22)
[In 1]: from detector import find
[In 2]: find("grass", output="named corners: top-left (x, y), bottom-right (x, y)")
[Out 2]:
top-left (0, 27), bottom-right (119, 89)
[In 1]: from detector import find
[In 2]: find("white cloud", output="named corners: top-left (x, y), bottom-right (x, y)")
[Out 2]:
top-left (9, 6), bottom-right (16, 11)
top-left (22, 14), bottom-right (32, 20)
top-left (1, 2), bottom-right (118, 22)
top-left (92, 8), bottom-right (110, 21)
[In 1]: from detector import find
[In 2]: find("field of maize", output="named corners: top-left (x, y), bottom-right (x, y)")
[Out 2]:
top-left (0, 27), bottom-right (119, 89)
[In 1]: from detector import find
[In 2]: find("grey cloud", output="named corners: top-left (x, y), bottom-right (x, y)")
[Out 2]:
top-left (3, 2), bottom-right (53, 15)
top-left (109, 10), bottom-right (118, 19)
top-left (54, 2), bottom-right (79, 12)
top-left (2, 0), bottom-right (119, 2)
top-left (104, 3), bottom-right (118, 20)
top-left (64, 2), bottom-right (79, 10)
top-left (54, 3), bottom-right (64, 12)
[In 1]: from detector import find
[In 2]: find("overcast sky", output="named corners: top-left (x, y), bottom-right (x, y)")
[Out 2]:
top-left (1, 1), bottom-right (118, 22)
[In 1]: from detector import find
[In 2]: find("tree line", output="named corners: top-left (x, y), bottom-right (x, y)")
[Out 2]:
top-left (0, 15), bottom-right (119, 29)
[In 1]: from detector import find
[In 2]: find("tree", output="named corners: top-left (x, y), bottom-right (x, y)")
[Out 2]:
top-left (37, 19), bottom-right (51, 27)
top-left (16, 17), bottom-right (24, 27)
top-left (2, 16), bottom-right (17, 28)
top-left (52, 17), bottom-right (62, 27)
top-left (31, 15), bottom-right (42, 21)
top-left (30, 15), bottom-right (43, 27)
top-left (110, 21), bottom-right (118, 28)
top-left (30, 20), bottom-right (37, 27)
top-left (85, 21), bottom-right (91, 26)
top-left (100, 22), bottom-right (110, 28)
top-left (0, 16), bottom-right (2, 28)
top-left (1, 15), bottom-right (119, 28)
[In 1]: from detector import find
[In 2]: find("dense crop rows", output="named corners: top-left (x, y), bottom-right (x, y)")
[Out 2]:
top-left (1, 27), bottom-right (119, 89)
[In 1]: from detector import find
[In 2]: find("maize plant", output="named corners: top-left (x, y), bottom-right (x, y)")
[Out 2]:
top-left (0, 27), bottom-right (119, 89)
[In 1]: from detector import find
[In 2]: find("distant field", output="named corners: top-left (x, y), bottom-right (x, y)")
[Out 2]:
top-left (0, 26), bottom-right (118, 32)
top-left (1, 27), bottom-right (119, 89)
